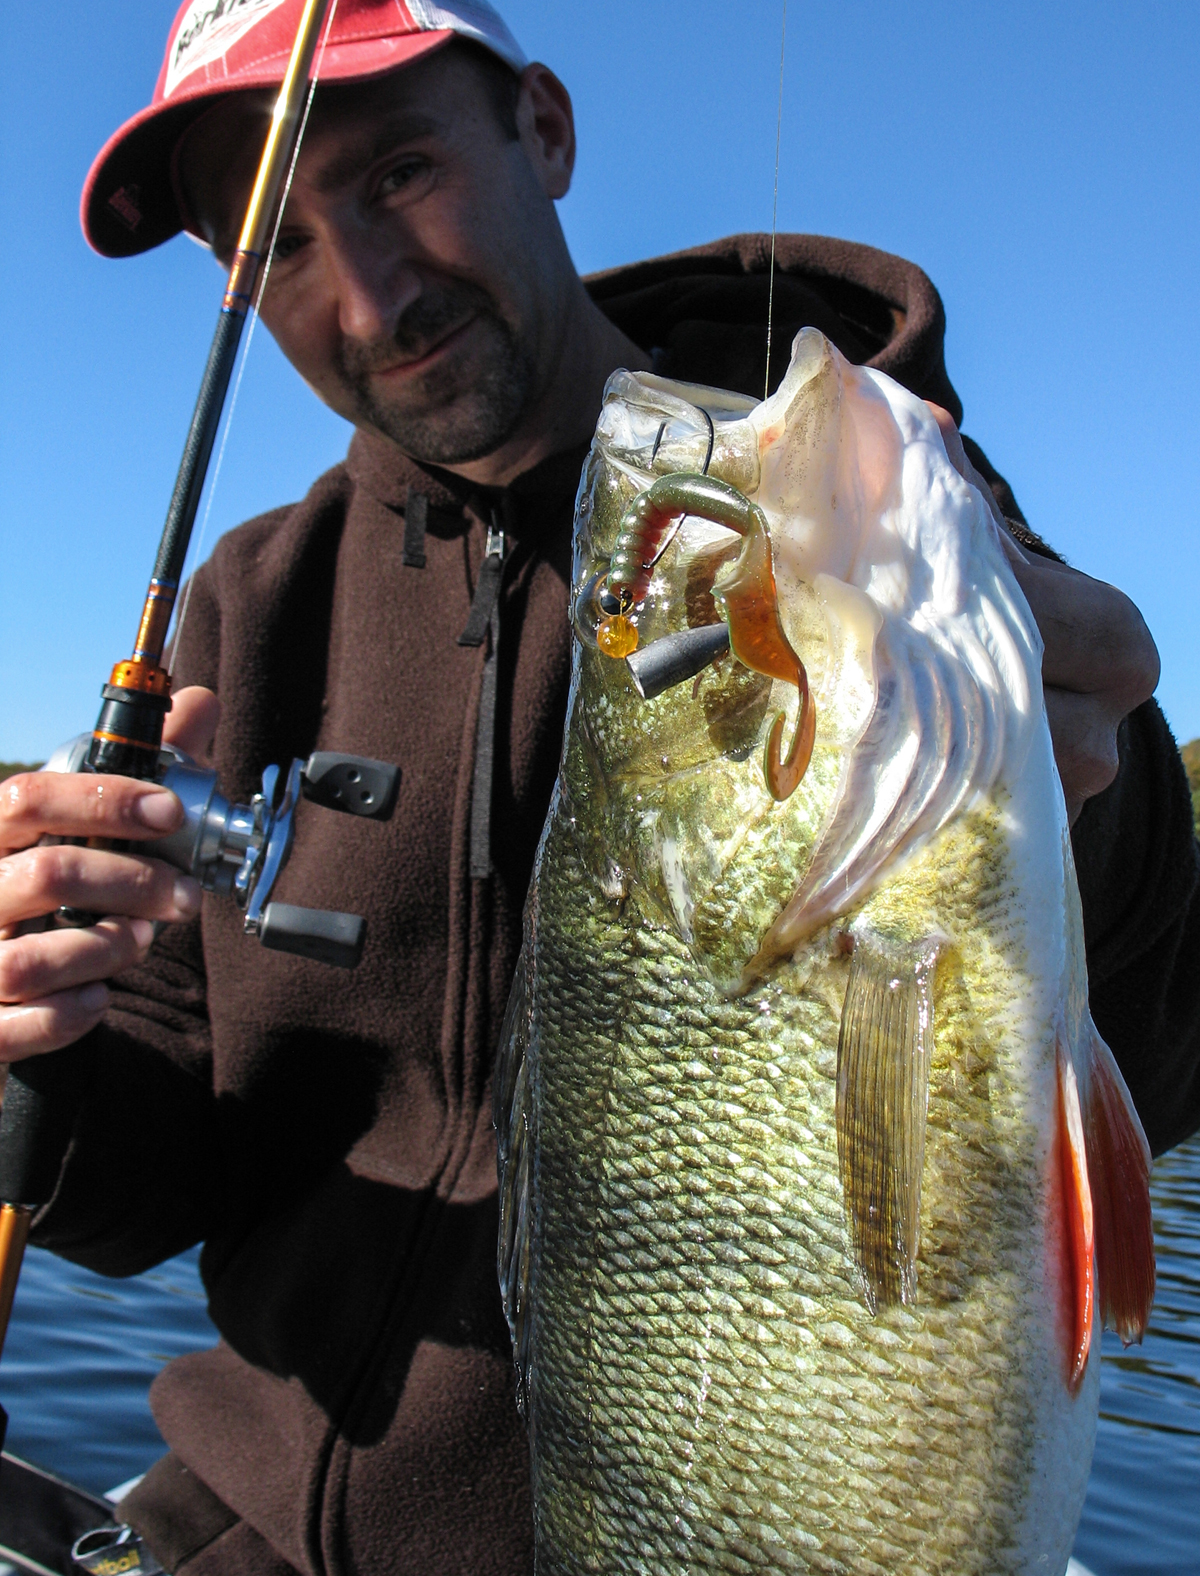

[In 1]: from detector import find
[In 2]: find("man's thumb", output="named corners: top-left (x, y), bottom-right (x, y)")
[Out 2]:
top-left (163, 686), bottom-right (221, 761)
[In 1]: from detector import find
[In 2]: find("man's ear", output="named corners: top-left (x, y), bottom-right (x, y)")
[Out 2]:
top-left (515, 64), bottom-right (576, 199)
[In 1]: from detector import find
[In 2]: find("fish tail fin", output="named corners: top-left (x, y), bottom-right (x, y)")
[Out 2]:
top-left (1055, 1032), bottom-right (1095, 1395)
top-left (1080, 1021), bottom-right (1155, 1346)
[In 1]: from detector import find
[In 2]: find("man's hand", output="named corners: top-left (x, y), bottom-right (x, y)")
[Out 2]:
top-left (0, 687), bottom-right (220, 1064)
top-left (926, 404), bottom-right (1160, 825)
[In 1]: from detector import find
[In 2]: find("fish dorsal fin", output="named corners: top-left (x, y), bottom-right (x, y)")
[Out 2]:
top-left (1080, 1021), bottom-right (1155, 1345)
top-left (1055, 1031), bottom-right (1096, 1394)
top-left (494, 938), bottom-right (535, 1417)
top-left (836, 930), bottom-right (940, 1312)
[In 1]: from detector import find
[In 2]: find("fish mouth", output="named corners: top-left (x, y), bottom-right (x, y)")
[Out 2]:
top-left (588, 470), bottom-right (815, 802)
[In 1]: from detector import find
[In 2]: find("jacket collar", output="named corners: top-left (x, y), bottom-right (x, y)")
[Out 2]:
top-left (344, 424), bottom-right (589, 545)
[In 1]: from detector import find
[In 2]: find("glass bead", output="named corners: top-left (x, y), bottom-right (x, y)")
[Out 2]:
top-left (596, 615), bottom-right (639, 658)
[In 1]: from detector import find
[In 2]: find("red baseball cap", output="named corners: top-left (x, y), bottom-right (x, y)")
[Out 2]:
top-left (81, 0), bottom-right (527, 259)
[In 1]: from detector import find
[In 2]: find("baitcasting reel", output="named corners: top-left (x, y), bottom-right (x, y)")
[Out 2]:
top-left (44, 736), bottom-right (400, 970)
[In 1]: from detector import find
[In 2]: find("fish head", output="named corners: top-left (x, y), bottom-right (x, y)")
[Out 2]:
top-left (564, 327), bottom-right (1043, 987)
top-left (564, 345), bottom-right (848, 980)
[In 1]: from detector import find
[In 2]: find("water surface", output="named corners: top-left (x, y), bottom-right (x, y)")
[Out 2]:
top-left (0, 1243), bottom-right (214, 1497)
top-left (2, 1137), bottom-right (1197, 1569)
top-left (1072, 1133), bottom-right (1200, 1575)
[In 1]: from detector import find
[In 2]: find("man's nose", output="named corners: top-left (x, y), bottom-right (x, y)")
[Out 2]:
top-left (324, 231), bottom-right (422, 343)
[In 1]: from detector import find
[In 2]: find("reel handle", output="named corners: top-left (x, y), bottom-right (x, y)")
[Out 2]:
top-left (301, 752), bottom-right (400, 820)
top-left (43, 740), bottom-right (399, 969)
top-left (256, 903), bottom-right (365, 969)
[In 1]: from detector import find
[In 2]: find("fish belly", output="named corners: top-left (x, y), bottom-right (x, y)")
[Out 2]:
top-left (523, 785), bottom-right (1096, 1575)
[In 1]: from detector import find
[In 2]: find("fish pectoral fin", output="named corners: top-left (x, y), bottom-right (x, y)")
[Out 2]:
top-left (1055, 1031), bottom-right (1096, 1395)
top-left (836, 931), bottom-right (940, 1313)
top-left (495, 939), bottom-right (535, 1418)
top-left (1081, 1021), bottom-right (1155, 1346)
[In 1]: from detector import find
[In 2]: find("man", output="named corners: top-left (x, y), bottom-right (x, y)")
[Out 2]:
top-left (1, 2), bottom-right (1196, 1572)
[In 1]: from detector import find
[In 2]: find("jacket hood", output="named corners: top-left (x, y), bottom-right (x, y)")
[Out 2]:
top-left (587, 231), bottom-right (964, 427)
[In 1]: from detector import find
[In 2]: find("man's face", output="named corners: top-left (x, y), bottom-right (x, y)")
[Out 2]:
top-left (179, 48), bottom-right (574, 465)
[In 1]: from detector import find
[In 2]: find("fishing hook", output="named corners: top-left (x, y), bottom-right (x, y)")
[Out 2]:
top-left (596, 472), bottom-right (815, 801)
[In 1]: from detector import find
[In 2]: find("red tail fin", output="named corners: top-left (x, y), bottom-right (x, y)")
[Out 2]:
top-left (1081, 1024), bottom-right (1156, 1345)
top-left (1056, 1035), bottom-right (1095, 1395)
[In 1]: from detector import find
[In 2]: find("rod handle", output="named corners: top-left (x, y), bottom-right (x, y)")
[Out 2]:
top-left (0, 1052), bottom-right (88, 1364)
top-left (0, 1052), bottom-right (88, 1207)
top-left (0, 1202), bottom-right (32, 1368)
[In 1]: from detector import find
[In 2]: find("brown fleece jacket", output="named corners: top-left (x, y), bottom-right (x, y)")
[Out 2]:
top-left (31, 235), bottom-right (1200, 1576)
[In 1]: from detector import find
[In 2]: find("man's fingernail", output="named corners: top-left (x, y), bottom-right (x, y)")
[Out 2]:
top-left (135, 790), bottom-right (180, 831)
top-left (78, 982), bottom-right (109, 1013)
top-left (173, 877), bottom-right (202, 917)
top-left (130, 919), bottom-right (155, 950)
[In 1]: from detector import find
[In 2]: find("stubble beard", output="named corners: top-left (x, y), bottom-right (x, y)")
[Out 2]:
top-left (335, 281), bottom-right (537, 465)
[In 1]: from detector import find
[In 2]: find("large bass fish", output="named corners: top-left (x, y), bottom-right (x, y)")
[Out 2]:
top-left (496, 329), bottom-right (1155, 1574)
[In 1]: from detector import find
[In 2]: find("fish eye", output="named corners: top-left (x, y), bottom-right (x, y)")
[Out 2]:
top-left (572, 562), bottom-right (615, 649)
top-left (574, 561), bottom-right (640, 657)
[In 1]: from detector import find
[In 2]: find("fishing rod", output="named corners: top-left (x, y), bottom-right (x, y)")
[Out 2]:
top-left (89, 0), bottom-right (334, 787)
top-left (0, 0), bottom-right (400, 1440)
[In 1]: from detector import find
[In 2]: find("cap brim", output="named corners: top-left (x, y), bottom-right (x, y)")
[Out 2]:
top-left (81, 30), bottom-right (455, 259)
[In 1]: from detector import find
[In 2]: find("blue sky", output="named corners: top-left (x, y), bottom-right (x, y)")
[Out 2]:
top-left (1, 1), bottom-right (1197, 761)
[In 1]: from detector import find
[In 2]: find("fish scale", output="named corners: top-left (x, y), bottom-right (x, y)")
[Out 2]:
top-left (521, 802), bottom-right (1044, 1573)
top-left (500, 332), bottom-right (1154, 1573)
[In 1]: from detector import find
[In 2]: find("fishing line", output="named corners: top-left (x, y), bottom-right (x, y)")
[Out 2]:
top-left (764, 0), bottom-right (788, 403)
top-left (170, 0), bottom-right (341, 675)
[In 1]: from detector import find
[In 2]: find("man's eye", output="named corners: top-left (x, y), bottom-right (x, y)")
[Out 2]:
top-left (273, 233), bottom-right (308, 261)
top-left (378, 158), bottom-right (429, 196)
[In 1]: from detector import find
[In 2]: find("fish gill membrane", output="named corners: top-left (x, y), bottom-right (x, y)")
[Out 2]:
top-left (495, 328), bottom-right (1155, 1574)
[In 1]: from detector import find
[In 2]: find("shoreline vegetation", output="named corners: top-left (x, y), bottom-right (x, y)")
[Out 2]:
top-left (1183, 739), bottom-right (1200, 835)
